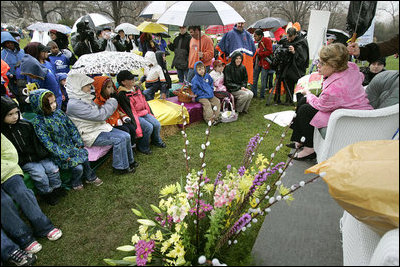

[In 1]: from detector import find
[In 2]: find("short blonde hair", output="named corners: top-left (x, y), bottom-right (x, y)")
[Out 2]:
top-left (319, 43), bottom-right (349, 72)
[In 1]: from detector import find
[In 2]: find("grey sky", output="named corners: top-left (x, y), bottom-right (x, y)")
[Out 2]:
top-left (375, 1), bottom-right (399, 23)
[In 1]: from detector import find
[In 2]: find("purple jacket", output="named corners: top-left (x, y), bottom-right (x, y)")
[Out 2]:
top-left (306, 62), bottom-right (373, 128)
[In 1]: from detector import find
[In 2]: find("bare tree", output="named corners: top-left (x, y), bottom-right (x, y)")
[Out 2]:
top-left (378, 1), bottom-right (399, 28)
top-left (34, 1), bottom-right (65, 22)
top-left (2, 1), bottom-right (35, 20)
top-left (88, 1), bottom-right (149, 26)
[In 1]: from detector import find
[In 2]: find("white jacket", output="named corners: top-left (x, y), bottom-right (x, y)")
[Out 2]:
top-left (143, 51), bottom-right (166, 83)
top-left (65, 73), bottom-right (117, 147)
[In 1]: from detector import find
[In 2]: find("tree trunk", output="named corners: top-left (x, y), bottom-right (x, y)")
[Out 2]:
top-left (36, 1), bottom-right (48, 22)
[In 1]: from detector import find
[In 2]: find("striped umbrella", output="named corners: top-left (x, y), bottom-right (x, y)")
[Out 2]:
top-left (205, 23), bottom-right (235, 34)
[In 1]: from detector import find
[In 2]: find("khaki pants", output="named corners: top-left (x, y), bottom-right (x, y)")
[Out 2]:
top-left (231, 89), bottom-right (253, 112)
top-left (198, 97), bottom-right (221, 122)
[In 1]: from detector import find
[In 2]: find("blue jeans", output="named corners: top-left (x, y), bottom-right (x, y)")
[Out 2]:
top-left (137, 114), bottom-right (163, 152)
top-left (21, 158), bottom-right (62, 195)
top-left (92, 128), bottom-right (134, 170)
top-left (177, 69), bottom-right (188, 83)
top-left (143, 81), bottom-right (168, 101)
top-left (1, 228), bottom-right (20, 262)
top-left (1, 175), bottom-right (54, 249)
top-left (69, 160), bottom-right (97, 188)
top-left (252, 65), bottom-right (268, 98)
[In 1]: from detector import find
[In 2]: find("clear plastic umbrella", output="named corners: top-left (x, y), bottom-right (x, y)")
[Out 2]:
top-left (115, 23), bottom-right (140, 35)
top-left (70, 51), bottom-right (150, 75)
top-left (27, 22), bottom-right (71, 34)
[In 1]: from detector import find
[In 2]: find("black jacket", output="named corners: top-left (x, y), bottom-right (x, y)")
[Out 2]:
top-left (71, 33), bottom-right (101, 57)
top-left (156, 51), bottom-right (172, 89)
top-left (1, 96), bottom-right (50, 166)
top-left (168, 32), bottom-right (191, 70)
top-left (280, 35), bottom-right (309, 81)
top-left (223, 51), bottom-right (248, 92)
top-left (360, 67), bottom-right (386, 86)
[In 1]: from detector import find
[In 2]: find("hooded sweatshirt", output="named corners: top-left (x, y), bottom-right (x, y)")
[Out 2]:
top-left (1, 133), bottom-right (24, 184)
top-left (93, 76), bottom-right (130, 127)
top-left (1, 31), bottom-right (25, 76)
top-left (143, 51), bottom-right (166, 86)
top-left (155, 50), bottom-right (172, 89)
top-left (29, 89), bottom-right (88, 169)
top-left (223, 51), bottom-right (248, 92)
top-left (65, 73), bottom-right (117, 147)
top-left (191, 61), bottom-right (214, 102)
top-left (20, 54), bottom-right (62, 108)
top-left (1, 96), bottom-right (50, 166)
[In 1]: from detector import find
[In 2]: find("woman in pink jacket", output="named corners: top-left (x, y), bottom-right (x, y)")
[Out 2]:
top-left (288, 43), bottom-right (373, 160)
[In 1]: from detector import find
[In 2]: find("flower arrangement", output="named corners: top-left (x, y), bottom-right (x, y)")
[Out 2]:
top-left (104, 106), bottom-right (324, 266)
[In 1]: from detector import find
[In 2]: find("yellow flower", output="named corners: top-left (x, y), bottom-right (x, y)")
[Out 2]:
top-left (138, 225), bottom-right (148, 235)
top-left (131, 234), bottom-right (140, 245)
top-left (175, 223), bottom-right (182, 233)
top-left (160, 184), bottom-right (177, 198)
top-left (279, 184), bottom-right (294, 205)
top-left (160, 240), bottom-right (171, 253)
top-left (176, 256), bottom-right (186, 266)
top-left (174, 243), bottom-right (185, 257)
top-left (137, 219), bottom-right (156, 226)
top-left (169, 233), bottom-right (181, 244)
top-left (250, 197), bottom-right (257, 208)
top-left (155, 230), bottom-right (163, 242)
top-left (203, 184), bottom-right (214, 194)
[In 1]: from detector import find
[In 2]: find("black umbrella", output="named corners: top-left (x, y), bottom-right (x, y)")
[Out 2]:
top-left (346, 1), bottom-right (377, 42)
top-left (327, 29), bottom-right (350, 45)
top-left (247, 17), bottom-right (287, 34)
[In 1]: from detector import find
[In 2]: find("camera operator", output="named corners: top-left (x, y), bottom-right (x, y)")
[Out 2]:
top-left (276, 27), bottom-right (309, 105)
top-left (72, 21), bottom-right (101, 58)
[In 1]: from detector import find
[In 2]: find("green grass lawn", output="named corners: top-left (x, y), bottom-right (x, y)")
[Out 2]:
top-left (15, 37), bottom-right (398, 266)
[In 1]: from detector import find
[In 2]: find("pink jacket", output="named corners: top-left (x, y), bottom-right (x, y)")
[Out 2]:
top-left (306, 62), bottom-right (373, 128)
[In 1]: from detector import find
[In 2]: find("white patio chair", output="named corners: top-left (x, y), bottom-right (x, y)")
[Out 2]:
top-left (313, 103), bottom-right (399, 163)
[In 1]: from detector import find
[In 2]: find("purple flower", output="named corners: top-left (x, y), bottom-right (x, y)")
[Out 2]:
top-left (135, 240), bottom-right (155, 266)
top-left (238, 166), bottom-right (246, 176)
top-left (227, 165), bottom-right (232, 171)
top-left (230, 213), bottom-right (252, 235)
top-left (248, 162), bottom-right (285, 196)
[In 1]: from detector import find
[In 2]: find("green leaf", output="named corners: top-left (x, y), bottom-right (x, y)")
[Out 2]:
top-left (116, 245), bottom-right (136, 252)
top-left (150, 204), bottom-right (161, 214)
top-left (122, 256), bottom-right (137, 263)
top-left (103, 259), bottom-right (134, 266)
top-left (131, 208), bottom-right (142, 217)
top-left (137, 219), bottom-right (156, 226)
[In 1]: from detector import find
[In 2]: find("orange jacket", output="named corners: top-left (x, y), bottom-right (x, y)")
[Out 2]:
top-left (93, 76), bottom-right (128, 126)
top-left (188, 35), bottom-right (214, 68)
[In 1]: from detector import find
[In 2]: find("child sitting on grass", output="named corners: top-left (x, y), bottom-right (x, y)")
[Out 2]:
top-left (29, 89), bottom-right (103, 190)
top-left (191, 61), bottom-right (221, 125)
top-left (116, 70), bottom-right (166, 155)
top-left (1, 96), bottom-right (66, 205)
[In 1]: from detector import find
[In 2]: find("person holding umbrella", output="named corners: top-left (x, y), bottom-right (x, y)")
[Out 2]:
top-left (167, 26), bottom-right (191, 83)
top-left (216, 22), bottom-right (256, 85)
top-left (187, 26), bottom-right (214, 83)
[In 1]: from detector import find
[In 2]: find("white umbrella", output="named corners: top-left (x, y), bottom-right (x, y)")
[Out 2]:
top-left (157, 1), bottom-right (245, 26)
top-left (115, 23), bottom-right (140, 35)
top-left (71, 13), bottom-right (114, 34)
top-left (70, 51), bottom-right (150, 75)
top-left (139, 1), bottom-right (177, 20)
top-left (27, 22), bottom-right (71, 34)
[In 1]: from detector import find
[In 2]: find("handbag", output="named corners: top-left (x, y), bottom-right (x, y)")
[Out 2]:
top-left (220, 97), bottom-right (238, 123)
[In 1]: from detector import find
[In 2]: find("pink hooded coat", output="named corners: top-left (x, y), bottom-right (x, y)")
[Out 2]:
top-left (306, 62), bottom-right (373, 128)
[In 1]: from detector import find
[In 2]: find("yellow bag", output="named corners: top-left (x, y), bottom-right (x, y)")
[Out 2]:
top-left (306, 140), bottom-right (399, 234)
top-left (148, 99), bottom-right (190, 126)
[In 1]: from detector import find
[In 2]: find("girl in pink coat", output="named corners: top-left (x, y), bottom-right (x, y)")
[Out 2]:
top-left (288, 43), bottom-right (373, 160)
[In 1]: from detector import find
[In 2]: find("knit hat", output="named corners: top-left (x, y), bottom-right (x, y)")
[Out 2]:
top-left (372, 57), bottom-right (386, 66)
top-left (117, 70), bottom-right (137, 84)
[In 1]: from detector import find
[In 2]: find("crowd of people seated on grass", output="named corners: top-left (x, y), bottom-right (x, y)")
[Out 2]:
top-left (1, 22), bottom-right (398, 266)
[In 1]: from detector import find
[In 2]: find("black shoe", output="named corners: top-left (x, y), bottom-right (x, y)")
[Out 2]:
top-left (285, 143), bottom-right (303, 149)
top-left (9, 249), bottom-right (37, 266)
top-left (130, 161), bottom-right (139, 169)
top-left (288, 152), bottom-right (317, 161)
top-left (154, 142), bottom-right (166, 148)
top-left (41, 191), bottom-right (60, 206)
top-left (53, 187), bottom-right (67, 198)
top-left (138, 149), bottom-right (152, 155)
top-left (113, 166), bottom-right (136, 175)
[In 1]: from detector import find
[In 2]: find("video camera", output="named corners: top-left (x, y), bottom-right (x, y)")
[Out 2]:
top-left (269, 44), bottom-right (292, 72)
top-left (77, 20), bottom-right (96, 41)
